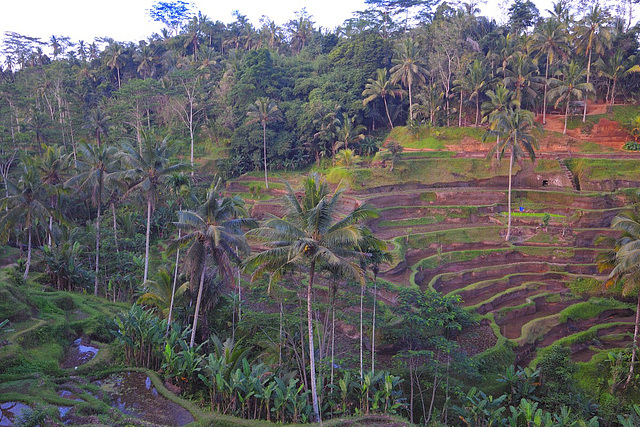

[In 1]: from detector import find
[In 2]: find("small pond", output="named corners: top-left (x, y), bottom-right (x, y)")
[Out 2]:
top-left (60, 337), bottom-right (99, 369)
top-left (97, 372), bottom-right (194, 426)
top-left (0, 402), bottom-right (30, 426)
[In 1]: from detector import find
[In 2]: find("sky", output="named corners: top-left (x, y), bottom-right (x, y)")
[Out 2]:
top-left (1, 0), bottom-right (563, 48)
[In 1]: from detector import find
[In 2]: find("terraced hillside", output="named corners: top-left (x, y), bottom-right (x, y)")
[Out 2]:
top-left (362, 183), bottom-right (636, 367)
top-left (239, 151), bottom-right (640, 376)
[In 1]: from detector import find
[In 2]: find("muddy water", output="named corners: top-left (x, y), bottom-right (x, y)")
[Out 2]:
top-left (0, 402), bottom-right (29, 426)
top-left (97, 372), bottom-right (194, 426)
top-left (60, 337), bottom-right (99, 369)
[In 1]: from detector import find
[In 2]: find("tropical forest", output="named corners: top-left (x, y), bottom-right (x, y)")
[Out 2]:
top-left (5, 0), bottom-right (640, 425)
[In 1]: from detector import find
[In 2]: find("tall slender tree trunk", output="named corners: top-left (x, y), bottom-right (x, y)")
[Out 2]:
top-left (190, 259), bottom-right (207, 348)
top-left (543, 58), bottom-right (549, 125)
top-left (144, 198), bottom-right (152, 283)
top-left (409, 356), bottom-right (414, 423)
top-left (408, 82), bottom-right (413, 123)
top-left (307, 259), bottom-right (321, 422)
top-left (371, 279), bottom-right (377, 374)
top-left (24, 227), bottom-right (32, 280)
top-left (360, 281), bottom-right (364, 380)
top-left (112, 203), bottom-right (119, 253)
top-left (458, 91), bottom-right (464, 127)
top-left (583, 50), bottom-right (593, 123)
top-left (506, 149), bottom-right (514, 241)
top-left (189, 102), bottom-right (195, 176)
top-left (475, 96), bottom-right (480, 127)
top-left (167, 228), bottom-right (181, 336)
top-left (610, 78), bottom-right (617, 111)
top-left (383, 96), bottom-right (393, 129)
top-left (48, 215), bottom-right (53, 248)
top-left (564, 95), bottom-right (570, 135)
top-left (263, 123), bottom-right (269, 189)
top-left (625, 291), bottom-right (640, 387)
top-left (95, 203), bottom-right (101, 295)
top-left (331, 303), bottom-right (336, 387)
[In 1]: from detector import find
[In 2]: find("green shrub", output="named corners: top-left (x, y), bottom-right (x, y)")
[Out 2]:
top-left (0, 289), bottom-right (29, 321)
top-left (624, 141), bottom-right (640, 150)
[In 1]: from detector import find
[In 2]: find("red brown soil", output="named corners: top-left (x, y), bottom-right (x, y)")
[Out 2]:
top-left (540, 103), bottom-right (628, 150)
top-left (456, 319), bottom-right (498, 357)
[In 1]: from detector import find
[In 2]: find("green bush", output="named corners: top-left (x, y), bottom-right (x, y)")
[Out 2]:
top-left (0, 289), bottom-right (29, 321)
top-left (623, 141), bottom-right (640, 150)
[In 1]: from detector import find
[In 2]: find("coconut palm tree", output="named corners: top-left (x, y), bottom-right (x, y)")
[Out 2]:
top-left (166, 173), bottom-right (192, 335)
top-left (137, 268), bottom-right (188, 317)
top-left (84, 108), bottom-right (110, 148)
top-left (575, 3), bottom-right (612, 122)
top-left (548, 61), bottom-right (594, 134)
top-left (246, 98), bottom-right (283, 189)
top-left (174, 179), bottom-right (253, 348)
top-left (362, 68), bottom-right (405, 129)
top-left (390, 38), bottom-right (428, 122)
top-left (245, 173), bottom-right (378, 422)
top-left (358, 229), bottom-right (391, 377)
top-left (37, 144), bottom-right (70, 247)
top-left (453, 59), bottom-right (492, 127)
top-left (65, 143), bottom-right (120, 295)
top-left (104, 41), bottom-right (125, 89)
top-left (501, 52), bottom-right (544, 111)
top-left (603, 212), bottom-right (640, 388)
top-left (596, 50), bottom-right (632, 111)
top-left (531, 18), bottom-right (569, 124)
top-left (334, 112), bottom-right (366, 157)
top-left (490, 108), bottom-right (541, 241)
top-left (0, 157), bottom-right (53, 280)
top-left (118, 135), bottom-right (189, 283)
top-left (482, 85), bottom-right (518, 160)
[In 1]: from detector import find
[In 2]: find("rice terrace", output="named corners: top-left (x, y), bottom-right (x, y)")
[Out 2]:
top-left (6, 0), bottom-right (640, 425)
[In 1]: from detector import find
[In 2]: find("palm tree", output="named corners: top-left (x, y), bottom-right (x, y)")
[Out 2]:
top-left (104, 41), bottom-right (125, 89)
top-left (501, 52), bottom-right (544, 110)
top-left (37, 144), bottom-right (70, 247)
top-left (334, 113), bottom-right (366, 160)
top-left (454, 59), bottom-right (491, 127)
top-left (531, 18), bottom-right (569, 124)
top-left (596, 50), bottom-right (632, 111)
top-left (118, 135), bottom-right (189, 283)
top-left (174, 180), bottom-right (252, 348)
top-left (133, 42), bottom-right (157, 79)
top-left (490, 108), bottom-right (541, 241)
top-left (245, 174), bottom-right (378, 422)
top-left (575, 3), bottom-right (612, 122)
top-left (390, 38), bottom-right (428, 122)
top-left (166, 173), bottom-right (192, 335)
top-left (414, 84), bottom-right (443, 125)
top-left (246, 98), bottom-right (283, 189)
top-left (65, 143), bottom-right (120, 295)
top-left (362, 68), bottom-right (405, 129)
top-left (482, 85), bottom-right (518, 160)
top-left (358, 230), bottom-right (391, 378)
top-left (0, 157), bottom-right (53, 280)
top-left (137, 268), bottom-right (188, 317)
top-left (548, 61), bottom-right (594, 134)
top-left (603, 212), bottom-right (640, 388)
top-left (84, 108), bottom-right (110, 148)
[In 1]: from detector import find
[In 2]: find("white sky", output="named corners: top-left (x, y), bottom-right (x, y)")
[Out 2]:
top-left (0, 0), bottom-right (572, 47)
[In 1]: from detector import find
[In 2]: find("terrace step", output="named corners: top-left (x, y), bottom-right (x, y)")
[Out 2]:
top-left (558, 158), bottom-right (580, 191)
